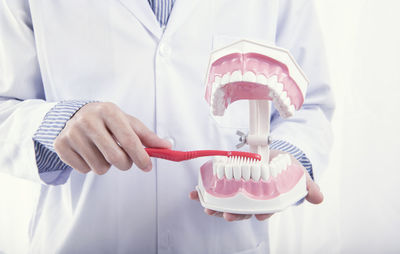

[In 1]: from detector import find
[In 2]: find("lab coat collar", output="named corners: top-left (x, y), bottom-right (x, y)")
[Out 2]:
top-left (118, 0), bottom-right (163, 39)
top-left (164, 0), bottom-right (201, 36)
top-left (117, 0), bottom-right (201, 40)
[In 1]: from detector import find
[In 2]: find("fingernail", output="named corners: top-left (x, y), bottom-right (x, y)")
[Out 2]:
top-left (144, 164), bottom-right (152, 172)
top-left (163, 137), bottom-right (174, 148)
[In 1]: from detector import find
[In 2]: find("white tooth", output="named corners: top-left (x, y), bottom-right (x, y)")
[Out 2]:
top-left (261, 164), bottom-right (270, 181)
top-left (269, 85), bottom-right (279, 97)
top-left (211, 82), bottom-right (217, 93)
top-left (212, 78), bottom-right (222, 92)
top-left (211, 99), bottom-right (218, 114)
top-left (267, 75), bottom-right (278, 85)
top-left (276, 99), bottom-right (286, 113)
top-left (214, 88), bottom-right (224, 97)
top-left (273, 98), bottom-right (283, 111)
top-left (256, 74), bottom-right (268, 85)
top-left (251, 163), bottom-right (261, 181)
top-left (276, 158), bottom-right (285, 174)
top-left (213, 163), bottom-right (217, 175)
top-left (213, 156), bottom-right (220, 163)
top-left (270, 161), bottom-right (278, 177)
top-left (243, 71), bottom-right (256, 82)
top-left (211, 79), bottom-right (221, 96)
top-left (284, 154), bottom-right (292, 167)
top-left (212, 157), bottom-right (220, 175)
top-left (242, 161), bottom-right (251, 181)
top-left (284, 155), bottom-right (291, 167)
top-left (221, 73), bottom-right (230, 85)
top-left (233, 162), bottom-right (241, 180)
top-left (279, 110), bottom-right (290, 119)
top-left (212, 89), bottom-right (225, 116)
top-left (269, 77), bottom-right (283, 97)
top-left (269, 88), bottom-right (275, 98)
top-left (277, 154), bottom-right (290, 168)
top-left (225, 163), bottom-right (233, 180)
top-left (214, 76), bottom-right (222, 84)
top-left (270, 167), bottom-right (278, 178)
top-left (279, 91), bottom-right (288, 100)
top-left (217, 163), bottom-right (225, 179)
top-left (230, 70), bottom-right (242, 83)
top-left (275, 83), bottom-right (284, 95)
top-left (288, 105), bottom-right (295, 115)
top-left (212, 102), bottom-right (219, 114)
top-left (283, 96), bottom-right (291, 106)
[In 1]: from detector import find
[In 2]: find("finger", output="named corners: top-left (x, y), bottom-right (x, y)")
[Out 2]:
top-left (87, 123), bottom-right (133, 171)
top-left (255, 214), bottom-right (274, 221)
top-left (205, 209), bottom-right (223, 218)
top-left (189, 191), bottom-right (199, 201)
top-left (68, 132), bottom-right (111, 175)
top-left (204, 208), bottom-right (217, 216)
top-left (243, 215), bottom-right (252, 220)
top-left (214, 212), bottom-right (223, 217)
top-left (56, 146), bottom-right (91, 174)
top-left (204, 209), bottom-right (223, 217)
top-left (126, 115), bottom-right (172, 149)
top-left (305, 172), bottom-right (324, 204)
top-left (223, 213), bottom-right (246, 222)
top-left (103, 113), bottom-right (152, 171)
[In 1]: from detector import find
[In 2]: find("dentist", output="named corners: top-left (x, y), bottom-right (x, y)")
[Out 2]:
top-left (0, 0), bottom-right (333, 253)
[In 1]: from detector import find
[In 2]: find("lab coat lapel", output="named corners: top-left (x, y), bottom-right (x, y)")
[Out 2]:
top-left (163, 0), bottom-right (201, 36)
top-left (117, 0), bottom-right (163, 39)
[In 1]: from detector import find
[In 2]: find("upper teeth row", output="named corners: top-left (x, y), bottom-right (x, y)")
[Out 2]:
top-left (212, 153), bottom-right (292, 181)
top-left (210, 71), bottom-right (295, 118)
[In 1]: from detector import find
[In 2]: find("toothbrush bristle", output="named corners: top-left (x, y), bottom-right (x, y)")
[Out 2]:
top-left (227, 151), bottom-right (261, 161)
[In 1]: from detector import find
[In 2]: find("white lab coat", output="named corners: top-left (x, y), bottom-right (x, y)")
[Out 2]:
top-left (0, 0), bottom-right (334, 253)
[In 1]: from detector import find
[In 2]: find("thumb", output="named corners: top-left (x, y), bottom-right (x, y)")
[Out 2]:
top-left (305, 171), bottom-right (324, 204)
top-left (126, 115), bottom-right (172, 149)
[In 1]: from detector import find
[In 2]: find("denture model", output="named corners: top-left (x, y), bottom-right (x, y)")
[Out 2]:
top-left (196, 40), bottom-right (309, 214)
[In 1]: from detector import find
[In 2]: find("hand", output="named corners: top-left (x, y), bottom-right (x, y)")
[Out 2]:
top-left (189, 169), bottom-right (323, 222)
top-left (54, 102), bottom-right (171, 175)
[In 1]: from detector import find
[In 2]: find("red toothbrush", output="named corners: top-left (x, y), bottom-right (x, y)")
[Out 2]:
top-left (145, 148), bottom-right (261, 162)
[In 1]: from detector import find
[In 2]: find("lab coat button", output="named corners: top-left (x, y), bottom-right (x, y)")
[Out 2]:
top-left (159, 43), bottom-right (171, 57)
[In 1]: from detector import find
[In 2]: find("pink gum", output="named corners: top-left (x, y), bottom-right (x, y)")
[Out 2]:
top-left (200, 160), bottom-right (304, 200)
top-left (205, 53), bottom-right (304, 110)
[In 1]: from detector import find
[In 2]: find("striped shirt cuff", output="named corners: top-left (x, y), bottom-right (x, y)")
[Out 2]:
top-left (33, 100), bottom-right (93, 184)
top-left (270, 139), bottom-right (313, 206)
top-left (270, 139), bottom-right (314, 180)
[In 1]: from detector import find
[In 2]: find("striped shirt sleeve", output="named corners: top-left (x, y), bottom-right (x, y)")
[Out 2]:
top-left (270, 139), bottom-right (314, 180)
top-left (270, 139), bottom-right (313, 205)
top-left (33, 100), bottom-right (93, 185)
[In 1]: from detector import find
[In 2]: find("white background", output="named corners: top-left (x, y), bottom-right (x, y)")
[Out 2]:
top-left (1, 0), bottom-right (400, 253)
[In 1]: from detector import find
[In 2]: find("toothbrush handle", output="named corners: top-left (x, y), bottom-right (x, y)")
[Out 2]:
top-left (144, 148), bottom-right (261, 162)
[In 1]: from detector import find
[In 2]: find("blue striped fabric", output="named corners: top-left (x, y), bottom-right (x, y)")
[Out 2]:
top-left (148, 0), bottom-right (175, 27)
top-left (270, 139), bottom-right (314, 180)
top-left (33, 100), bottom-right (92, 175)
top-left (270, 139), bottom-right (313, 205)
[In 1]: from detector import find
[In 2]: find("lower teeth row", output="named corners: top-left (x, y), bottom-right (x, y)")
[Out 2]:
top-left (212, 154), bottom-right (291, 181)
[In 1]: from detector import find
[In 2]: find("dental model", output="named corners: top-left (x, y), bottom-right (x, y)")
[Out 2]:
top-left (196, 40), bottom-right (309, 214)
